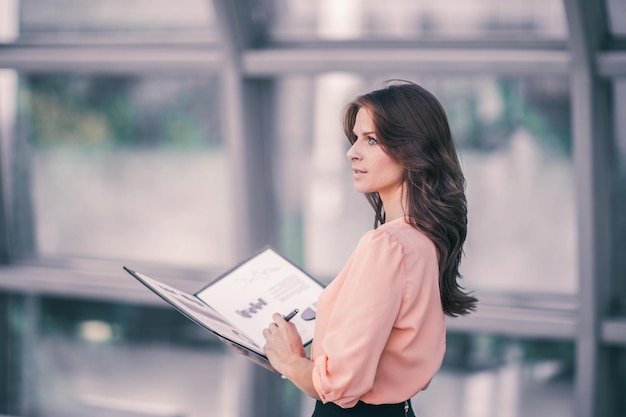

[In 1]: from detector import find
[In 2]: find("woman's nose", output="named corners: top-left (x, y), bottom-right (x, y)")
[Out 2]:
top-left (346, 141), bottom-right (361, 161)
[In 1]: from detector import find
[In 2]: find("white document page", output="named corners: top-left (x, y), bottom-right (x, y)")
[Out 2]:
top-left (195, 248), bottom-right (324, 350)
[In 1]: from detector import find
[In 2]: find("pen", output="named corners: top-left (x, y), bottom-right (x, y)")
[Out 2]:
top-left (283, 308), bottom-right (299, 322)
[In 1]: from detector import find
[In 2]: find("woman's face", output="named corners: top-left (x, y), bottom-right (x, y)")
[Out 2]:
top-left (346, 107), bottom-right (404, 200)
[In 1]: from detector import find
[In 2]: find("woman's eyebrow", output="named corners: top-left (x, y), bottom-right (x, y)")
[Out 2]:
top-left (353, 130), bottom-right (376, 136)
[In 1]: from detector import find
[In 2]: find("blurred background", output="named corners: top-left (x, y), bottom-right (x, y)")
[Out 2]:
top-left (0, 0), bottom-right (624, 416)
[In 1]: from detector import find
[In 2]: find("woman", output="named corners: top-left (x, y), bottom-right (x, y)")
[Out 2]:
top-left (263, 81), bottom-right (477, 416)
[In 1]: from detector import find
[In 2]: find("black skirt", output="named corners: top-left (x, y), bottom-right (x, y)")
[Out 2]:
top-left (311, 399), bottom-right (415, 417)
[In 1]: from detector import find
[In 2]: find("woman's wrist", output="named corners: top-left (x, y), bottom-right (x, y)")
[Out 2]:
top-left (282, 356), bottom-right (320, 400)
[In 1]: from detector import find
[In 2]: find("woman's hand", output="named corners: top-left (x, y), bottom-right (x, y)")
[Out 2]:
top-left (262, 313), bottom-right (321, 400)
top-left (262, 313), bottom-right (306, 375)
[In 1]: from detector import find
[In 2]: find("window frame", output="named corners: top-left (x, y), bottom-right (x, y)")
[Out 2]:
top-left (0, 1), bottom-right (626, 417)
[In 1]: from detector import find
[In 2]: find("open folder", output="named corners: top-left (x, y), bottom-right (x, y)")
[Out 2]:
top-left (123, 247), bottom-right (324, 373)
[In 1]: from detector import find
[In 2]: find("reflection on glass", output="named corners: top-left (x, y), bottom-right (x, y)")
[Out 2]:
top-left (440, 77), bottom-right (575, 294)
top-left (298, 333), bottom-right (574, 416)
top-left (11, 295), bottom-right (239, 417)
top-left (19, 0), bottom-right (216, 36)
top-left (415, 334), bottom-right (574, 417)
top-left (607, 0), bottom-right (626, 36)
top-left (268, 0), bottom-right (567, 41)
top-left (305, 73), bottom-right (368, 277)
top-left (0, 0), bottom-right (18, 43)
top-left (611, 347), bottom-right (626, 416)
top-left (13, 74), bottom-right (235, 268)
top-left (276, 74), bottom-right (574, 294)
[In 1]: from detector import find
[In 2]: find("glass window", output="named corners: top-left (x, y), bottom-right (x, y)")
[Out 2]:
top-left (7, 73), bottom-right (236, 268)
top-left (442, 76), bottom-right (574, 294)
top-left (19, 0), bottom-right (217, 39)
top-left (610, 346), bottom-right (626, 416)
top-left (6, 293), bottom-right (241, 417)
top-left (0, 0), bottom-right (18, 43)
top-left (416, 334), bottom-right (574, 417)
top-left (298, 333), bottom-right (574, 416)
top-left (275, 74), bottom-right (575, 295)
top-left (267, 0), bottom-right (568, 41)
top-left (607, 0), bottom-right (626, 36)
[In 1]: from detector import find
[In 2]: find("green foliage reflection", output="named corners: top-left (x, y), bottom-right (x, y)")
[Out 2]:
top-left (19, 74), bottom-right (221, 150)
top-left (442, 78), bottom-right (571, 157)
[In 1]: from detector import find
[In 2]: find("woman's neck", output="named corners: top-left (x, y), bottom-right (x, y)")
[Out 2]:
top-left (380, 185), bottom-right (408, 222)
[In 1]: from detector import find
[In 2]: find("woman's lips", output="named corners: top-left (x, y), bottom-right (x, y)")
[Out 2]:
top-left (352, 168), bottom-right (366, 178)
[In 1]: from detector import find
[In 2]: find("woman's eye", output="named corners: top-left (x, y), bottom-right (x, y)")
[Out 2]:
top-left (367, 137), bottom-right (378, 145)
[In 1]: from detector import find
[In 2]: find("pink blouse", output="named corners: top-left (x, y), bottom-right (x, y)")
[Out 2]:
top-left (310, 217), bottom-right (446, 408)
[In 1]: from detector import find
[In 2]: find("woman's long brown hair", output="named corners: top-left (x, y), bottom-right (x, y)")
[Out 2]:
top-left (343, 81), bottom-right (477, 316)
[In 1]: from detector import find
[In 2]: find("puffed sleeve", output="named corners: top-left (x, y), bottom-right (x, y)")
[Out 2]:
top-left (312, 229), bottom-right (405, 408)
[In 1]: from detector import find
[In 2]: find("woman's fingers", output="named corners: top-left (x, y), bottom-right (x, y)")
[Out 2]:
top-left (272, 312), bottom-right (286, 324)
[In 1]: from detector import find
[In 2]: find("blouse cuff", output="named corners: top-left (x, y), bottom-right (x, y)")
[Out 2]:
top-left (311, 354), bottom-right (359, 408)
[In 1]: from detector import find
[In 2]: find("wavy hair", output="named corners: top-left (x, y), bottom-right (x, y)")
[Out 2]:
top-left (343, 81), bottom-right (477, 316)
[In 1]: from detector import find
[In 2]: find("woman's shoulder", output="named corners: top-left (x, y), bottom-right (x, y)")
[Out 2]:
top-left (364, 217), bottom-right (436, 256)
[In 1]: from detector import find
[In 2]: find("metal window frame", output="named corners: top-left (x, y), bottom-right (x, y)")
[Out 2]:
top-left (564, 1), bottom-right (620, 417)
top-left (0, 0), bottom-right (625, 416)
